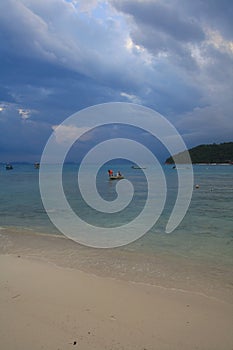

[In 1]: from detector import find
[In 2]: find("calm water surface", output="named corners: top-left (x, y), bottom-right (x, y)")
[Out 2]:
top-left (0, 163), bottom-right (232, 300)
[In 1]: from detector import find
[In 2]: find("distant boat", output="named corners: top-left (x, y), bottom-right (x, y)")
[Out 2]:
top-left (6, 164), bottom-right (13, 170)
top-left (109, 175), bottom-right (124, 180)
top-left (131, 165), bottom-right (146, 169)
top-left (34, 162), bottom-right (40, 169)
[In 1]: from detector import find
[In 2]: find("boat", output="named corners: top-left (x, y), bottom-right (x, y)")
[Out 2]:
top-left (6, 164), bottom-right (13, 170)
top-left (109, 175), bottom-right (124, 180)
top-left (131, 165), bottom-right (146, 169)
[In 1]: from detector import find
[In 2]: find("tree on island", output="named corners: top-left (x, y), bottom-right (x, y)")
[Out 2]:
top-left (165, 142), bottom-right (233, 164)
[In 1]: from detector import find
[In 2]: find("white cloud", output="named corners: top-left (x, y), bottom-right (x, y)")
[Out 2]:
top-left (18, 108), bottom-right (31, 119)
top-left (206, 29), bottom-right (233, 55)
top-left (52, 124), bottom-right (92, 144)
top-left (70, 0), bottom-right (101, 13)
top-left (120, 92), bottom-right (141, 104)
top-left (0, 104), bottom-right (7, 112)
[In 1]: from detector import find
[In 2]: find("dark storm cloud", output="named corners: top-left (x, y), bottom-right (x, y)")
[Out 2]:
top-left (112, 0), bottom-right (205, 43)
top-left (111, 0), bottom-right (233, 139)
top-left (0, 0), bottom-right (232, 161)
top-left (111, 0), bottom-right (206, 73)
top-left (0, 55), bottom-right (117, 122)
top-left (0, 104), bottom-right (51, 161)
top-left (178, 0), bottom-right (233, 39)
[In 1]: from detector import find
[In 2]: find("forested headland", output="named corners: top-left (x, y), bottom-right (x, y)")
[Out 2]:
top-left (165, 142), bottom-right (233, 164)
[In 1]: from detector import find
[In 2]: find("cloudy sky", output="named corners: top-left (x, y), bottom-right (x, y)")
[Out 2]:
top-left (0, 0), bottom-right (232, 162)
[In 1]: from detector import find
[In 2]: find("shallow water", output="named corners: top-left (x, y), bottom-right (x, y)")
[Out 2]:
top-left (0, 163), bottom-right (233, 301)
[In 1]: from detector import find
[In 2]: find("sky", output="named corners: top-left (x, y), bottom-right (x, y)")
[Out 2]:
top-left (0, 0), bottom-right (232, 162)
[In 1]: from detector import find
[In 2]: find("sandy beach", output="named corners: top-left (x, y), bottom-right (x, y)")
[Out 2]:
top-left (1, 252), bottom-right (233, 350)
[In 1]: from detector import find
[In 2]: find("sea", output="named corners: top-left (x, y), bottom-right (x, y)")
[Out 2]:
top-left (0, 162), bottom-right (233, 302)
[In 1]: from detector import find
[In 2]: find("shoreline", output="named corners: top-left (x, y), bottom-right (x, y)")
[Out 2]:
top-left (1, 226), bottom-right (233, 349)
top-left (1, 253), bottom-right (233, 350)
top-left (1, 226), bottom-right (233, 304)
top-left (0, 255), bottom-right (233, 350)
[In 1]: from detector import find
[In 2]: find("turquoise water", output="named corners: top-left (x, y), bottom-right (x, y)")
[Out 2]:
top-left (0, 163), bottom-right (232, 264)
top-left (0, 162), bottom-right (232, 300)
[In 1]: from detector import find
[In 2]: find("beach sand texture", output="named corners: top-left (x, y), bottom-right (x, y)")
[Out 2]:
top-left (1, 253), bottom-right (233, 350)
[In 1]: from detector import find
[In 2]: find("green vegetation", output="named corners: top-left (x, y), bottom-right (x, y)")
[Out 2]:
top-left (165, 142), bottom-right (233, 164)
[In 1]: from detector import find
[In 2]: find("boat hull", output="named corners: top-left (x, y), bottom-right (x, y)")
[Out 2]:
top-left (109, 176), bottom-right (124, 180)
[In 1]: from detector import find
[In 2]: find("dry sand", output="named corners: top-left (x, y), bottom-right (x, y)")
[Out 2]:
top-left (0, 254), bottom-right (233, 350)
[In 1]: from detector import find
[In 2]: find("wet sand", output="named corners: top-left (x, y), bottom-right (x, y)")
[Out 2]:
top-left (0, 252), bottom-right (233, 350)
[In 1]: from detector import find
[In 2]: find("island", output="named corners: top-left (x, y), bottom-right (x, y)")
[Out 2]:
top-left (165, 142), bottom-right (233, 164)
